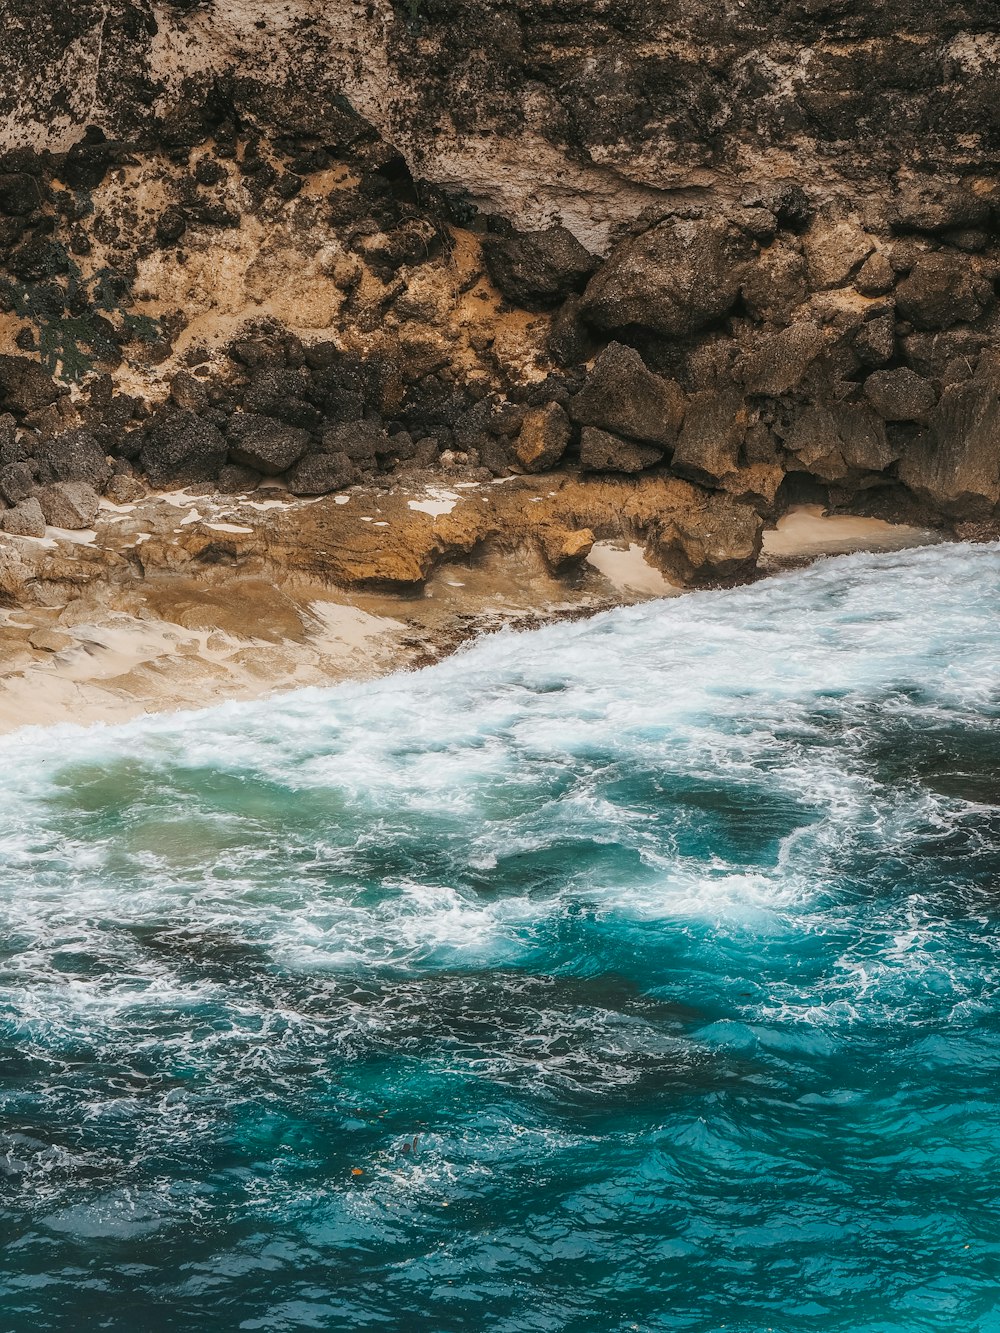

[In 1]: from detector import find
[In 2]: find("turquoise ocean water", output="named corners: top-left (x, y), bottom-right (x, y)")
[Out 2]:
top-left (1, 543), bottom-right (999, 1332)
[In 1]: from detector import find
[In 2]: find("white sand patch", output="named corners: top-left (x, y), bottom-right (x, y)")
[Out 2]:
top-left (335, 494), bottom-right (351, 505)
top-left (408, 488), bottom-right (458, 517)
top-left (206, 522), bottom-right (254, 534)
top-left (180, 508), bottom-right (202, 525)
top-left (586, 541), bottom-right (681, 596)
top-left (762, 505), bottom-right (938, 560)
top-left (47, 527), bottom-right (98, 546)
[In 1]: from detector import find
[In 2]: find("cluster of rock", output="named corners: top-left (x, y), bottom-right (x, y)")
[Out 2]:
top-left (1, 1), bottom-right (999, 579)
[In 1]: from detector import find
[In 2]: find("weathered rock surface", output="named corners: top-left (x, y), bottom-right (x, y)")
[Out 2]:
top-left (0, 0), bottom-right (995, 577)
top-left (579, 428), bottom-right (661, 474)
top-left (35, 481), bottom-right (99, 529)
top-left (568, 344), bottom-right (684, 449)
top-left (864, 369), bottom-right (937, 423)
top-left (483, 227), bottom-right (596, 311)
top-left (580, 220), bottom-right (747, 337)
top-left (285, 451), bottom-right (356, 496)
top-left (515, 403), bottom-right (571, 473)
top-left (0, 496), bottom-right (45, 536)
top-left (227, 415), bottom-right (311, 476)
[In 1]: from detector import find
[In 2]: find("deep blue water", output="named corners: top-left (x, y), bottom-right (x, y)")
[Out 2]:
top-left (2, 543), bottom-right (1000, 1332)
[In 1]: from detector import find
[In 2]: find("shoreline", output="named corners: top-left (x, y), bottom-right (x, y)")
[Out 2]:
top-left (0, 489), bottom-right (941, 737)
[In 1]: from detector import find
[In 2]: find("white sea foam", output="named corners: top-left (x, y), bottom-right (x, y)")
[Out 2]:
top-left (0, 543), bottom-right (998, 1056)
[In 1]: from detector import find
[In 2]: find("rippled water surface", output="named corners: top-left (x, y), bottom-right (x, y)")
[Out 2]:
top-left (2, 544), bottom-right (1000, 1332)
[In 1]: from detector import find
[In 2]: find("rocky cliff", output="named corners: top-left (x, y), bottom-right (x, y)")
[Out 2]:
top-left (0, 0), bottom-right (998, 588)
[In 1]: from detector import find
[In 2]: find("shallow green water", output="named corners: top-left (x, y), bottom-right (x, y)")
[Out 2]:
top-left (2, 544), bottom-right (999, 1331)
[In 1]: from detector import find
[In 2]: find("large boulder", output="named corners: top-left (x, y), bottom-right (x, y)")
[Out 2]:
top-left (33, 428), bottom-right (113, 491)
top-left (0, 497), bottom-right (45, 537)
top-left (537, 523), bottom-right (595, 573)
top-left (482, 226), bottom-right (596, 311)
top-left (0, 355), bottom-right (62, 418)
top-left (895, 255), bottom-right (987, 330)
top-left (568, 343), bottom-right (685, 448)
top-left (35, 481), bottom-right (100, 529)
top-left (741, 241), bottom-right (808, 324)
top-left (863, 368), bottom-right (936, 422)
top-left (733, 322), bottom-right (825, 396)
top-left (655, 492), bottom-right (764, 583)
top-left (898, 375), bottom-right (1000, 517)
top-left (227, 413), bottom-right (311, 475)
top-left (285, 450), bottom-right (356, 495)
top-left (140, 411), bottom-right (228, 488)
top-left (514, 402), bottom-right (571, 472)
top-left (580, 218), bottom-right (748, 337)
top-left (579, 427), bottom-right (661, 473)
top-left (785, 403), bottom-right (895, 480)
top-left (671, 390), bottom-right (747, 483)
top-left (890, 178), bottom-right (991, 234)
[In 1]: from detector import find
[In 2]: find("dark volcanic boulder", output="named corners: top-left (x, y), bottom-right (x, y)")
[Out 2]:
top-left (671, 390), bottom-right (747, 483)
top-left (579, 427), bottom-right (661, 473)
top-left (482, 226), bottom-right (596, 311)
top-left (0, 172), bottom-right (41, 216)
top-left (863, 368), bottom-right (936, 422)
top-left (227, 413), bottom-right (311, 475)
top-left (894, 256), bottom-right (987, 330)
top-left (786, 402), bottom-right (895, 480)
top-left (33, 429), bottom-right (113, 491)
top-left (321, 421), bottom-right (391, 466)
top-left (568, 343), bottom-right (684, 448)
top-left (890, 178), bottom-right (990, 234)
top-left (285, 451), bottom-right (356, 495)
top-left (580, 218), bottom-right (748, 337)
top-left (0, 460), bottom-right (35, 505)
top-left (242, 366), bottom-right (321, 430)
top-left (140, 411), bottom-right (228, 488)
top-left (0, 355), bottom-right (62, 418)
top-left (514, 402), bottom-right (571, 472)
top-left (733, 322), bottom-right (825, 396)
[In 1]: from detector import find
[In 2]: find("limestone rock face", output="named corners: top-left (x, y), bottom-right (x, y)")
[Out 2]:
top-left (898, 377), bottom-right (1000, 517)
top-left (580, 219), bottom-right (748, 337)
top-left (515, 403), bottom-right (571, 473)
top-left (0, 0), bottom-right (997, 543)
top-left (568, 344), bottom-right (684, 449)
